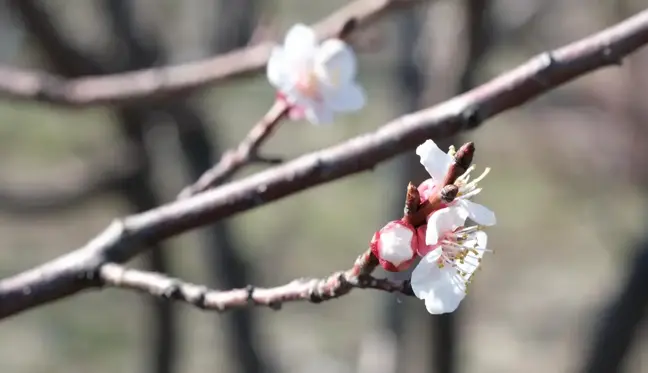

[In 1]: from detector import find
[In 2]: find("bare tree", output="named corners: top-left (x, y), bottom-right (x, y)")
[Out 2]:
top-left (0, 6), bottom-right (647, 373)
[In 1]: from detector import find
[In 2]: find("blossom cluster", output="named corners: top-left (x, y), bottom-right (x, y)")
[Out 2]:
top-left (266, 24), bottom-right (496, 314)
top-left (370, 140), bottom-right (496, 314)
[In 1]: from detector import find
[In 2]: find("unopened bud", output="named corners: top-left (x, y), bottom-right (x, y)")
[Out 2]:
top-left (440, 184), bottom-right (459, 203)
top-left (404, 182), bottom-right (420, 215)
top-left (370, 220), bottom-right (418, 272)
top-left (454, 142), bottom-right (475, 170)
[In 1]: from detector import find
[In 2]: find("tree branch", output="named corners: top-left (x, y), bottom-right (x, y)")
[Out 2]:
top-left (0, 0), bottom-right (420, 107)
top-left (176, 16), bottom-right (366, 198)
top-left (1, 10), bottom-right (648, 319)
top-left (178, 100), bottom-right (288, 197)
top-left (99, 249), bottom-right (410, 311)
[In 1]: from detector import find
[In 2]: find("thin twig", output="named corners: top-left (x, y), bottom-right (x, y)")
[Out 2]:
top-left (176, 13), bottom-right (368, 198)
top-left (0, 0), bottom-right (420, 107)
top-left (1, 10), bottom-right (648, 319)
top-left (100, 249), bottom-right (408, 311)
top-left (178, 100), bottom-right (289, 198)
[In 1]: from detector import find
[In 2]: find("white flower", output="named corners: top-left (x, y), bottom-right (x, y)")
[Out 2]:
top-left (411, 207), bottom-right (490, 314)
top-left (416, 139), bottom-right (496, 233)
top-left (370, 220), bottom-right (418, 272)
top-left (266, 23), bottom-right (366, 125)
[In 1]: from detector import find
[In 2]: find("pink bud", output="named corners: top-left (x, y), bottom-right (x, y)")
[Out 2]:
top-left (370, 220), bottom-right (418, 272)
top-left (417, 178), bottom-right (437, 203)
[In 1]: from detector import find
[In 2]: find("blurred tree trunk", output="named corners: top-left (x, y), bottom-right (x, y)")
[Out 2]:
top-left (105, 1), bottom-right (273, 373)
top-left (0, 0), bottom-right (24, 64)
top-left (100, 5), bottom-right (181, 373)
top-left (11, 1), bottom-right (273, 372)
top-left (580, 240), bottom-right (648, 373)
top-left (8, 2), bottom-right (179, 373)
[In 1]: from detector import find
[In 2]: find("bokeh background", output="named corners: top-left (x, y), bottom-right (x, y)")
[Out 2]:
top-left (0, 0), bottom-right (647, 372)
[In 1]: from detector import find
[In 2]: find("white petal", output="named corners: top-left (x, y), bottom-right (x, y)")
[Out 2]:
top-left (305, 103), bottom-right (334, 125)
top-left (321, 82), bottom-right (366, 112)
top-left (458, 200), bottom-right (496, 226)
top-left (267, 46), bottom-right (286, 89)
top-left (424, 275), bottom-right (465, 314)
top-left (283, 23), bottom-right (317, 63)
top-left (425, 207), bottom-right (468, 245)
top-left (377, 224), bottom-right (415, 266)
top-left (410, 250), bottom-right (443, 299)
top-left (411, 254), bottom-right (466, 314)
top-left (416, 140), bottom-right (454, 181)
top-left (314, 39), bottom-right (357, 87)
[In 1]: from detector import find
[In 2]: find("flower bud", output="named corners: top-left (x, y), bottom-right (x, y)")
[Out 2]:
top-left (370, 220), bottom-right (418, 272)
top-left (417, 178), bottom-right (437, 203)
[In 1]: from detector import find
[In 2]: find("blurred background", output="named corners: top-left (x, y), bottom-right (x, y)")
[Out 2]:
top-left (0, 0), bottom-right (647, 372)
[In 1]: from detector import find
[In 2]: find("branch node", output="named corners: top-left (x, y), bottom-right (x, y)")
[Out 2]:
top-left (309, 290), bottom-right (324, 304)
top-left (338, 18), bottom-right (358, 39)
top-left (461, 105), bottom-right (483, 130)
top-left (267, 301), bottom-right (282, 311)
top-left (190, 286), bottom-right (209, 310)
top-left (401, 280), bottom-right (414, 296)
top-left (532, 51), bottom-right (559, 87)
top-left (602, 45), bottom-right (624, 66)
top-left (251, 154), bottom-right (284, 165)
top-left (245, 284), bottom-right (255, 302)
top-left (160, 280), bottom-right (182, 300)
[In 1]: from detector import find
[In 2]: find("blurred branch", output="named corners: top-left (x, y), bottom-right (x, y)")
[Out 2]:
top-left (0, 145), bottom-right (140, 214)
top-left (178, 2), bottom-right (370, 198)
top-left (0, 0), bottom-right (421, 107)
top-left (1, 10), bottom-right (648, 319)
top-left (99, 249), bottom-right (411, 311)
top-left (177, 8), bottom-right (648, 214)
top-left (178, 99), bottom-right (287, 197)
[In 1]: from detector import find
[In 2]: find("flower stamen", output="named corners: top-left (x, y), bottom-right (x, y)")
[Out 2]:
top-left (434, 227), bottom-right (490, 293)
top-left (455, 166), bottom-right (490, 198)
top-left (295, 70), bottom-right (321, 99)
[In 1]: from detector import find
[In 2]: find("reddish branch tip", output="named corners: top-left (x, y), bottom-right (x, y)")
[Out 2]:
top-left (442, 141), bottom-right (476, 186)
top-left (404, 182), bottom-right (420, 216)
top-left (440, 184), bottom-right (459, 203)
top-left (454, 142), bottom-right (475, 170)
